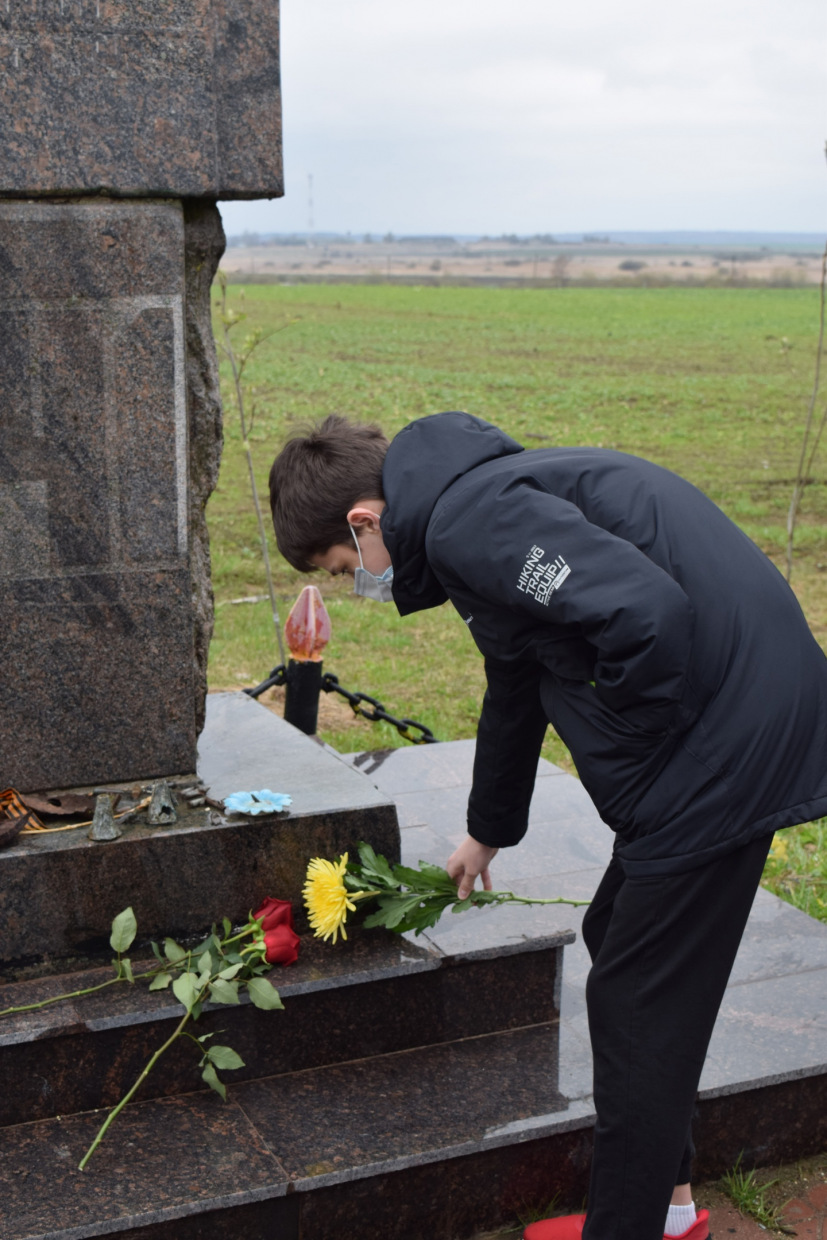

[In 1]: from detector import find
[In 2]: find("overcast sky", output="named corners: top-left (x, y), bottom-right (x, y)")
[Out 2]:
top-left (219, 0), bottom-right (826, 238)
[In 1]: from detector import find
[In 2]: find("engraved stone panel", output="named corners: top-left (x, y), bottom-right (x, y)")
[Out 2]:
top-left (0, 0), bottom-right (282, 198)
top-left (0, 200), bottom-right (196, 790)
top-left (0, 482), bottom-right (50, 578)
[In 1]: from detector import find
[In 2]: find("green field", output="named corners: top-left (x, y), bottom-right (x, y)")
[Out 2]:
top-left (207, 281), bottom-right (826, 921)
top-left (208, 281), bottom-right (826, 735)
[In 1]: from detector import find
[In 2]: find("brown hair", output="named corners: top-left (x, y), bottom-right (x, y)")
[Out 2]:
top-left (269, 415), bottom-right (389, 570)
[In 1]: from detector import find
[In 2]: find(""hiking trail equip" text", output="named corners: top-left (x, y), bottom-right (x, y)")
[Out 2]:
top-left (517, 544), bottom-right (571, 605)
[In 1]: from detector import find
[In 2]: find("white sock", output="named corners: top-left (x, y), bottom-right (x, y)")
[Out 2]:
top-left (665, 1202), bottom-right (697, 1236)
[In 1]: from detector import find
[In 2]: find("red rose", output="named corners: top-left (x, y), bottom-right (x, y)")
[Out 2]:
top-left (254, 897), bottom-right (295, 933)
top-left (263, 924), bottom-right (300, 966)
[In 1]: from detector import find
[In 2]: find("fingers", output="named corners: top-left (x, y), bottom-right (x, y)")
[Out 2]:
top-left (445, 853), bottom-right (477, 901)
top-left (457, 868), bottom-right (477, 900)
top-left (446, 837), bottom-right (498, 899)
top-left (444, 852), bottom-right (464, 883)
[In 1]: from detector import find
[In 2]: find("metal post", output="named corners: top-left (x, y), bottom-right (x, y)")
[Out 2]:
top-left (284, 658), bottom-right (323, 735)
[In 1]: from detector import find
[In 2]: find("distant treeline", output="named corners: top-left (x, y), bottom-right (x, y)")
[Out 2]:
top-left (225, 229), bottom-right (824, 251)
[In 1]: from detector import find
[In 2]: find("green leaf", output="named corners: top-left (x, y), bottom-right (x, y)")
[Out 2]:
top-left (222, 917), bottom-right (232, 938)
top-left (198, 952), bottom-right (213, 982)
top-left (109, 907), bottom-right (137, 954)
top-left (201, 1062), bottom-right (227, 1100)
top-left (344, 870), bottom-right (370, 891)
top-left (172, 971), bottom-right (201, 1012)
top-left (451, 896), bottom-right (475, 914)
top-left (191, 998), bottom-right (203, 1021)
top-left (149, 972), bottom-right (172, 991)
top-left (368, 893), bottom-right (426, 929)
top-left (164, 938), bottom-right (185, 963)
top-left (392, 863), bottom-right (455, 894)
top-left (120, 957), bottom-right (135, 983)
top-left (363, 890), bottom-right (455, 935)
top-left (355, 841), bottom-right (395, 883)
top-left (209, 978), bottom-right (240, 1005)
top-left (192, 935), bottom-right (218, 961)
top-left (217, 963), bottom-right (244, 981)
top-left (417, 861), bottom-right (459, 890)
top-left (362, 905), bottom-right (394, 930)
top-left (197, 1032), bottom-right (215, 1043)
top-left (151, 940), bottom-right (163, 962)
top-left (471, 891), bottom-right (502, 907)
top-left (206, 1045), bottom-right (245, 1071)
top-left (246, 977), bottom-right (284, 1010)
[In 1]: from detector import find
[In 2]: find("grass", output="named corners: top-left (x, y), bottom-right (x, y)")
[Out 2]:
top-left (763, 819), bottom-right (827, 922)
top-left (720, 1154), bottom-right (787, 1231)
top-left (206, 281), bottom-right (827, 915)
top-left (515, 1194), bottom-right (563, 1231)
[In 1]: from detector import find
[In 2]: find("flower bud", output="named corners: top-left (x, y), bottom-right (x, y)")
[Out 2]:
top-left (263, 924), bottom-right (300, 966)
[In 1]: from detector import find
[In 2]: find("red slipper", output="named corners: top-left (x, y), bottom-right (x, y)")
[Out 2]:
top-left (523, 1212), bottom-right (586, 1240)
top-left (667, 1212), bottom-right (710, 1240)
top-left (523, 1209), bottom-right (710, 1240)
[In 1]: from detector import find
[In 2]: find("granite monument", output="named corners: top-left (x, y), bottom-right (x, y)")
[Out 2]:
top-left (0, 0), bottom-right (282, 791)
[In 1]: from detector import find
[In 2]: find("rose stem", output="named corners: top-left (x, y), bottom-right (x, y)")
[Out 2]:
top-left (0, 960), bottom-right (182, 1019)
top-left (78, 1004), bottom-right (196, 1171)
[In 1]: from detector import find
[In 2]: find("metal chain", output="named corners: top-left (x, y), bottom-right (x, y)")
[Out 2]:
top-left (244, 665), bottom-right (288, 698)
top-left (320, 673), bottom-right (437, 745)
top-left (243, 665), bottom-right (437, 745)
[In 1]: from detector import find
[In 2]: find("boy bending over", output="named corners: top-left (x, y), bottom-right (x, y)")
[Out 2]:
top-left (269, 410), bottom-right (827, 1240)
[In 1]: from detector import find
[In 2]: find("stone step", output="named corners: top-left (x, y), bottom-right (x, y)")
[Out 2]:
top-left (0, 926), bottom-right (573, 1128)
top-left (3, 1014), bottom-right (825, 1240)
top-left (345, 738), bottom-right (827, 1191)
top-left (0, 695), bottom-right (399, 974)
top-left (0, 1020), bottom-right (588, 1240)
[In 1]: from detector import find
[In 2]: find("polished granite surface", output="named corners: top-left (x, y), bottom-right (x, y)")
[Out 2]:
top-left (341, 741), bottom-right (827, 1104)
top-left (0, 1093), bottom-right (291, 1239)
top-left (0, 695), bottom-right (400, 969)
top-left (2, 737), bottom-right (825, 1239)
top-left (235, 1022), bottom-right (570, 1188)
top-left (0, 921), bottom-right (571, 1128)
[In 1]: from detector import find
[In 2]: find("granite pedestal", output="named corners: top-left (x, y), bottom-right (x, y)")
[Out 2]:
top-left (0, 0), bottom-right (282, 198)
top-left (0, 705), bottom-right (575, 1240)
top-left (0, 197), bottom-right (228, 790)
top-left (0, 693), bottom-right (399, 972)
top-left (0, 200), bottom-right (200, 791)
top-left (1, 0), bottom-right (281, 793)
top-left (2, 725), bottom-right (824, 1239)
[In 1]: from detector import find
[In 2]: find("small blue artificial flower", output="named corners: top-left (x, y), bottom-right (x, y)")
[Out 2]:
top-left (223, 790), bottom-right (293, 816)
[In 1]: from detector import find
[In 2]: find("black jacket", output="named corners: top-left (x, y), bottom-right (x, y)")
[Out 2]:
top-left (381, 411), bottom-right (827, 875)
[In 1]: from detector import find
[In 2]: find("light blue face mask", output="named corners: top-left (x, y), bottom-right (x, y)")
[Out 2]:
top-left (349, 524), bottom-right (395, 602)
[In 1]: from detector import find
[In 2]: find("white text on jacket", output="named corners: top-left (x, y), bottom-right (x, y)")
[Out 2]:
top-left (517, 545), bottom-right (571, 605)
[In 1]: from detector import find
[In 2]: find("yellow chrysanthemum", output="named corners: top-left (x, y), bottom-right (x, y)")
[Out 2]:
top-left (303, 853), bottom-right (363, 943)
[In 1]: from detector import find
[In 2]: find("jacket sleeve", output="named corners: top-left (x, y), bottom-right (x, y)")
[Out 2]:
top-left (429, 482), bottom-right (697, 739)
top-left (467, 654), bottom-right (550, 848)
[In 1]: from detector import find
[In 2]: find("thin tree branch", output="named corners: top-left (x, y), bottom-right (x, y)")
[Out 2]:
top-left (786, 239), bottom-right (827, 582)
top-left (216, 274), bottom-right (286, 666)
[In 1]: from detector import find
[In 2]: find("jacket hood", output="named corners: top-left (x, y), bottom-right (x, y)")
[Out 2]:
top-left (381, 411), bottom-right (524, 614)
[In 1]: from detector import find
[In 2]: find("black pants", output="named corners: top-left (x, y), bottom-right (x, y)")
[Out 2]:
top-left (579, 833), bottom-right (774, 1240)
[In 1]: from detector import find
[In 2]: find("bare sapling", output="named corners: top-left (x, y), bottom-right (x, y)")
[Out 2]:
top-left (215, 271), bottom-right (295, 665)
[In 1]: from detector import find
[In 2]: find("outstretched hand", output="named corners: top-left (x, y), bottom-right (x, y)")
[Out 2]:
top-left (445, 835), bottom-right (499, 900)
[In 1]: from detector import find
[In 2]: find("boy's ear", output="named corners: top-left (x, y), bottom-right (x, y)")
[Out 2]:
top-left (346, 503), bottom-right (384, 532)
